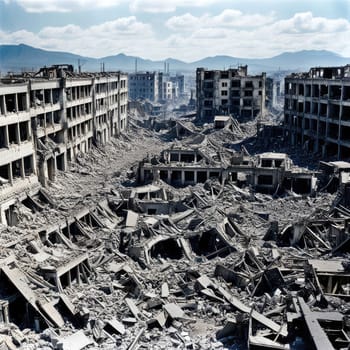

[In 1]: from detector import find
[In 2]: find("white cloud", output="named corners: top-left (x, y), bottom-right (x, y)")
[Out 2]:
top-left (164, 10), bottom-right (350, 60)
top-left (129, 0), bottom-right (219, 13)
top-left (2, 0), bottom-right (122, 12)
top-left (166, 9), bottom-right (275, 31)
top-left (38, 25), bottom-right (83, 38)
top-left (213, 9), bottom-right (275, 27)
top-left (3, 0), bottom-right (222, 13)
top-left (89, 16), bottom-right (152, 37)
top-left (275, 12), bottom-right (350, 33)
top-left (0, 29), bottom-right (37, 43)
top-left (0, 16), bottom-right (155, 58)
top-left (1, 10), bottom-right (350, 61)
top-left (165, 13), bottom-right (202, 31)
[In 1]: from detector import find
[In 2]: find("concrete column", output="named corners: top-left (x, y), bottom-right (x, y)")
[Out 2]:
top-left (167, 170), bottom-right (171, 184)
top-left (20, 158), bottom-right (25, 178)
top-left (30, 155), bottom-right (36, 175)
top-left (27, 120), bottom-right (32, 140)
top-left (0, 207), bottom-right (7, 225)
top-left (55, 275), bottom-right (63, 293)
top-left (8, 163), bottom-right (13, 185)
top-left (181, 170), bottom-right (185, 186)
top-left (38, 159), bottom-right (48, 186)
top-left (16, 123), bottom-right (20, 144)
top-left (67, 270), bottom-right (72, 288)
top-left (26, 86), bottom-right (30, 111)
top-left (338, 89), bottom-right (344, 160)
top-left (0, 96), bottom-right (6, 115)
top-left (14, 93), bottom-right (18, 113)
top-left (77, 266), bottom-right (81, 285)
top-left (63, 152), bottom-right (68, 171)
top-left (4, 125), bottom-right (9, 147)
top-left (194, 171), bottom-right (197, 184)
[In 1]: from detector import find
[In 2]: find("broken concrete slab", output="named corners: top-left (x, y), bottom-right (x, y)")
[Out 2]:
top-left (104, 318), bottom-right (126, 336)
top-left (163, 303), bottom-right (185, 320)
top-left (57, 330), bottom-right (94, 350)
top-left (161, 282), bottom-right (169, 298)
top-left (125, 298), bottom-right (142, 319)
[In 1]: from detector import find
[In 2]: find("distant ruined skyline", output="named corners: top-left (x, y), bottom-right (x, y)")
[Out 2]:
top-left (1, 0), bottom-right (350, 61)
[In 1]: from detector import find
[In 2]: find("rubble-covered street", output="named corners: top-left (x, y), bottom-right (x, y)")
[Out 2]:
top-left (1, 109), bottom-right (350, 350)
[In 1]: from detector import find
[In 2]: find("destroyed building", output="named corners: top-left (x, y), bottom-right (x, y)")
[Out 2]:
top-left (284, 65), bottom-right (350, 160)
top-left (138, 141), bottom-right (316, 195)
top-left (2, 61), bottom-right (350, 350)
top-left (169, 74), bottom-right (185, 99)
top-left (0, 65), bottom-right (128, 223)
top-left (129, 70), bottom-right (185, 103)
top-left (128, 72), bottom-right (159, 102)
top-left (196, 66), bottom-right (267, 121)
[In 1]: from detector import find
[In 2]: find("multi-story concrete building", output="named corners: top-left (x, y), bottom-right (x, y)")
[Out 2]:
top-left (284, 65), bottom-right (350, 159)
top-left (158, 73), bottom-right (175, 102)
top-left (162, 80), bottom-right (173, 101)
top-left (128, 71), bottom-right (159, 102)
top-left (196, 66), bottom-right (267, 121)
top-left (0, 65), bottom-right (128, 213)
top-left (129, 71), bottom-right (186, 103)
top-left (170, 74), bottom-right (185, 97)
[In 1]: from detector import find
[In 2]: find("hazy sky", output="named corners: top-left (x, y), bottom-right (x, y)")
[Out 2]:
top-left (1, 0), bottom-right (350, 61)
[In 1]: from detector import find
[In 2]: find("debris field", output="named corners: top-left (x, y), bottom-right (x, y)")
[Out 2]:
top-left (1, 114), bottom-right (350, 350)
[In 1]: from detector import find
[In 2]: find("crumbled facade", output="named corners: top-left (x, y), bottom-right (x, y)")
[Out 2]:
top-left (3, 61), bottom-right (350, 350)
top-left (196, 66), bottom-right (267, 121)
top-left (128, 71), bottom-right (186, 103)
top-left (138, 143), bottom-right (316, 195)
top-left (0, 65), bottom-right (128, 223)
top-left (284, 65), bottom-right (350, 159)
top-left (128, 71), bottom-right (159, 102)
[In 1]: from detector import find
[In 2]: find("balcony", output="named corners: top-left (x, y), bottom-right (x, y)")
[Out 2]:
top-left (30, 102), bottom-right (60, 116)
top-left (0, 141), bottom-right (35, 167)
top-left (67, 114), bottom-right (93, 128)
top-left (0, 110), bottom-right (31, 127)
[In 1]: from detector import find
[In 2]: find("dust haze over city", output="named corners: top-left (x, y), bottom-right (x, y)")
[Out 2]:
top-left (1, 0), bottom-right (350, 349)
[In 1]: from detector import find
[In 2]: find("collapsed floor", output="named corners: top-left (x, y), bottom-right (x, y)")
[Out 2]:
top-left (0, 113), bottom-right (350, 350)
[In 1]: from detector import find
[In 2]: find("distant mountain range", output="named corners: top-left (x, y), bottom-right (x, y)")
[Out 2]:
top-left (1, 44), bottom-right (349, 75)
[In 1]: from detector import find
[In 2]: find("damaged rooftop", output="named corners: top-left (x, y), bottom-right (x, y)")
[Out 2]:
top-left (1, 64), bottom-right (350, 350)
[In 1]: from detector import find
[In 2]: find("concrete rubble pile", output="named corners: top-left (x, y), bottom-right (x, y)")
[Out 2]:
top-left (1, 115), bottom-right (350, 350)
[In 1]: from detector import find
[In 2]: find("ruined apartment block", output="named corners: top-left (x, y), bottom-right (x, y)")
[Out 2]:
top-left (284, 65), bottom-right (350, 159)
top-left (196, 66), bottom-right (267, 121)
top-left (128, 71), bottom-right (183, 103)
top-left (138, 142), bottom-right (316, 196)
top-left (0, 65), bottom-right (128, 224)
top-left (128, 71), bottom-right (159, 102)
